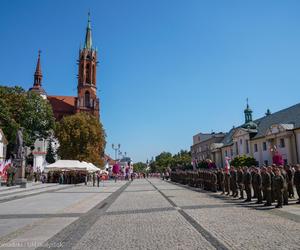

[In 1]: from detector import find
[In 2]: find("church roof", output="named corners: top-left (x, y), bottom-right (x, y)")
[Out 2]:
top-left (47, 96), bottom-right (76, 120)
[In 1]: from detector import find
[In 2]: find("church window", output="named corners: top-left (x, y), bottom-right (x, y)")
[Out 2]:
top-left (85, 91), bottom-right (90, 107)
top-left (92, 65), bottom-right (96, 84)
top-left (86, 64), bottom-right (90, 83)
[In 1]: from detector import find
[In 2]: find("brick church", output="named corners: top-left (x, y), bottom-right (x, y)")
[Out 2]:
top-left (29, 13), bottom-right (100, 120)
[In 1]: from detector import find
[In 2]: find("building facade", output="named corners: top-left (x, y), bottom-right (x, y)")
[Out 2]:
top-left (192, 102), bottom-right (300, 167)
top-left (191, 132), bottom-right (225, 163)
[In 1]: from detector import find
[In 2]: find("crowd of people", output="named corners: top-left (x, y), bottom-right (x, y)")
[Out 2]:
top-left (170, 165), bottom-right (300, 208)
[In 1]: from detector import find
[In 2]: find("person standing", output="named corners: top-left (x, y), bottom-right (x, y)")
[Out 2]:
top-left (225, 170), bottom-right (230, 196)
top-left (285, 165), bottom-right (294, 198)
top-left (261, 167), bottom-right (272, 206)
top-left (273, 168), bottom-right (284, 208)
top-left (230, 167), bottom-right (238, 197)
top-left (269, 166), bottom-right (276, 203)
top-left (237, 167), bottom-right (244, 199)
top-left (243, 167), bottom-right (252, 202)
top-left (293, 165), bottom-right (300, 204)
top-left (220, 169), bottom-right (225, 195)
top-left (92, 172), bottom-right (96, 187)
top-left (255, 168), bottom-right (263, 204)
top-left (280, 166), bottom-right (289, 205)
top-left (211, 171), bottom-right (217, 192)
top-left (251, 167), bottom-right (257, 199)
top-left (97, 172), bottom-right (100, 187)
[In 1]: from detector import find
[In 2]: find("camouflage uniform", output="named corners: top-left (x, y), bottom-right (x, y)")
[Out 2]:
top-left (273, 170), bottom-right (284, 208)
top-left (243, 167), bottom-right (252, 202)
top-left (255, 169), bottom-right (263, 204)
top-left (237, 167), bottom-right (244, 199)
top-left (261, 168), bottom-right (272, 206)
top-left (280, 168), bottom-right (289, 205)
top-left (230, 168), bottom-right (238, 197)
top-left (294, 166), bottom-right (300, 204)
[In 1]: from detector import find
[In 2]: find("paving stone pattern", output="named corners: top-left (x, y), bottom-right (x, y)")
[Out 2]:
top-left (0, 179), bottom-right (299, 249)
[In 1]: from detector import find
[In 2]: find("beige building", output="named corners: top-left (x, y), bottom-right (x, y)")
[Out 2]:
top-left (191, 132), bottom-right (225, 163)
top-left (193, 102), bottom-right (300, 167)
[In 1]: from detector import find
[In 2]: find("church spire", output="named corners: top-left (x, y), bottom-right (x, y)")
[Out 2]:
top-left (244, 98), bottom-right (252, 123)
top-left (34, 50), bottom-right (42, 86)
top-left (242, 98), bottom-right (257, 130)
top-left (84, 12), bottom-right (92, 50)
top-left (29, 50), bottom-right (46, 98)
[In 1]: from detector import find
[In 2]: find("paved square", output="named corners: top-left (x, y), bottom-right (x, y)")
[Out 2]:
top-left (0, 179), bottom-right (299, 249)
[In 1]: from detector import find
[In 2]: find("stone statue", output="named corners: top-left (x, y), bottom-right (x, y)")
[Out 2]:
top-left (15, 128), bottom-right (24, 160)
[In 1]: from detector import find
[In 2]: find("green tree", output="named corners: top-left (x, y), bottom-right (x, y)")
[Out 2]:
top-left (0, 86), bottom-right (55, 158)
top-left (55, 113), bottom-right (106, 166)
top-left (46, 139), bottom-right (56, 164)
top-left (230, 155), bottom-right (258, 167)
top-left (172, 150), bottom-right (192, 168)
top-left (155, 152), bottom-right (173, 172)
top-left (133, 162), bottom-right (147, 173)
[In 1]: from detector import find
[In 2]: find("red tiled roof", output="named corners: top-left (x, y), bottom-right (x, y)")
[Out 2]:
top-left (47, 96), bottom-right (76, 120)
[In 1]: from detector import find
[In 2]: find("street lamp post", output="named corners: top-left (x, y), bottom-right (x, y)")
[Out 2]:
top-left (112, 144), bottom-right (121, 161)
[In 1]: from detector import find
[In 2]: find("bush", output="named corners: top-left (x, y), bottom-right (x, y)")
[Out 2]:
top-left (230, 155), bottom-right (258, 167)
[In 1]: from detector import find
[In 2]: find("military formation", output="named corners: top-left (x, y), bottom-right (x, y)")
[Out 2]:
top-left (170, 164), bottom-right (300, 208)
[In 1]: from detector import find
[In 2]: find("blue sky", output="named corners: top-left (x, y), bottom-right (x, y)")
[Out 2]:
top-left (1, 0), bottom-right (300, 162)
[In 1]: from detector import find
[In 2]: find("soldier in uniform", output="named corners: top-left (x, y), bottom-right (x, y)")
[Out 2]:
top-left (220, 169), bottom-right (225, 195)
top-left (255, 168), bottom-right (263, 204)
top-left (243, 167), bottom-right (252, 202)
top-left (294, 165), bottom-right (300, 204)
top-left (285, 165), bottom-right (294, 198)
top-left (237, 167), bottom-right (244, 199)
top-left (273, 168), bottom-right (284, 208)
top-left (217, 169), bottom-right (222, 191)
top-left (261, 167), bottom-right (272, 206)
top-left (251, 167), bottom-right (258, 199)
top-left (279, 166), bottom-right (289, 206)
top-left (230, 167), bottom-right (238, 197)
top-left (224, 169), bottom-right (230, 195)
top-left (211, 170), bottom-right (217, 192)
top-left (269, 166), bottom-right (276, 203)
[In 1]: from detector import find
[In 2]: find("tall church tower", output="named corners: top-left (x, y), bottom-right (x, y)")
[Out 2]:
top-left (29, 50), bottom-right (47, 99)
top-left (76, 12), bottom-right (99, 117)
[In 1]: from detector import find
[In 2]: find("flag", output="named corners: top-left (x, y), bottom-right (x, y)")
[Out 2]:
top-left (0, 159), bottom-right (12, 182)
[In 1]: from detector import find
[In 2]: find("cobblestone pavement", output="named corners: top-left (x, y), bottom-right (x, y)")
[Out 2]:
top-left (0, 179), bottom-right (300, 249)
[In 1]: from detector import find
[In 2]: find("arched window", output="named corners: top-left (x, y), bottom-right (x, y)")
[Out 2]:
top-left (85, 64), bottom-right (90, 83)
top-left (85, 91), bottom-right (90, 107)
top-left (92, 65), bottom-right (96, 84)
